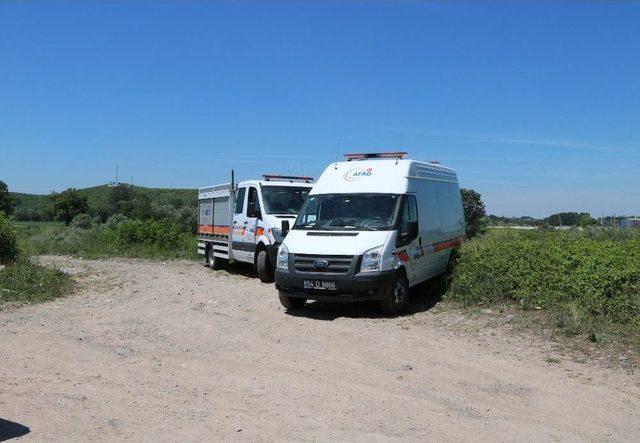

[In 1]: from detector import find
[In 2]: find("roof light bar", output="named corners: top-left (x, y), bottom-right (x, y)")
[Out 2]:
top-left (344, 151), bottom-right (408, 161)
top-left (263, 174), bottom-right (314, 183)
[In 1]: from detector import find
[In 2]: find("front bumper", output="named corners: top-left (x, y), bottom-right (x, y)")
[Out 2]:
top-left (275, 254), bottom-right (395, 302)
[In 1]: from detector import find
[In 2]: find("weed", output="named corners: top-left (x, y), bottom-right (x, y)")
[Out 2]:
top-left (0, 258), bottom-right (73, 304)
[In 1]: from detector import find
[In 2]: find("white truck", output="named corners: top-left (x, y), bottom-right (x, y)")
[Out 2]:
top-left (274, 152), bottom-right (465, 314)
top-left (197, 174), bottom-right (313, 282)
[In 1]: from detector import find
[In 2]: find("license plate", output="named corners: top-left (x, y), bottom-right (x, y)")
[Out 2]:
top-left (303, 280), bottom-right (337, 291)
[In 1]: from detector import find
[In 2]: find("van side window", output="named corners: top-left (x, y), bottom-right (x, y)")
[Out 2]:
top-left (234, 187), bottom-right (246, 214)
top-left (247, 187), bottom-right (261, 218)
top-left (398, 195), bottom-right (418, 245)
top-left (400, 195), bottom-right (418, 229)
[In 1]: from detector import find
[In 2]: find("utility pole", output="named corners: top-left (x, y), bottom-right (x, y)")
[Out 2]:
top-left (115, 165), bottom-right (119, 185)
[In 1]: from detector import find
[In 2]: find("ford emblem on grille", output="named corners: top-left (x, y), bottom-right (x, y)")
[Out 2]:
top-left (313, 259), bottom-right (330, 269)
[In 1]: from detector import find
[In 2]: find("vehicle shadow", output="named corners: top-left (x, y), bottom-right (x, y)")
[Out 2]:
top-left (284, 275), bottom-right (447, 321)
top-left (202, 262), bottom-right (257, 279)
top-left (0, 418), bottom-right (30, 442)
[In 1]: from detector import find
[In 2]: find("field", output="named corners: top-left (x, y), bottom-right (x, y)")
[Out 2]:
top-left (1, 256), bottom-right (638, 441)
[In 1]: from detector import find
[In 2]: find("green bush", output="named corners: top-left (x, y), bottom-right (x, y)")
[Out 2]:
top-left (447, 229), bottom-right (640, 333)
top-left (104, 213), bottom-right (128, 229)
top-left (116, 219), bottom-right (183, 248)
top-left (70, 213), bottom-right (98, 230)
top-left (0, 212), bottom-right (19, 264)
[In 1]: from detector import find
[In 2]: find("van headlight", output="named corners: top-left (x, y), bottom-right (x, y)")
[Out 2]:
top-left (276, 244), bottom-right (289, 269)
top-left (360, 245), bottom-right (383, 273)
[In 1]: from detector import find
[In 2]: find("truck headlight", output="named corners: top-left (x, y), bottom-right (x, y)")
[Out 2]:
top-left (360, 245), bottom-right (383, 273)
top-left (276, 244), bottom-right (289, 269)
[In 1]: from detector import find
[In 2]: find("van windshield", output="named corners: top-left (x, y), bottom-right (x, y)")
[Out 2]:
top-left (261, 186), bottom-right (311, 215)
top-left (294, 193), bottom-right (401, 231)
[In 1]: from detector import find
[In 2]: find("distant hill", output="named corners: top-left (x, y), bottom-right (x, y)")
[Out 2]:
top-left (11, 184), bottom-right (197, 220)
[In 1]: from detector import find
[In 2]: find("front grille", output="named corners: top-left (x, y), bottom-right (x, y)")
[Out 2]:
top-left (294, 254), bottom-right (354, 274)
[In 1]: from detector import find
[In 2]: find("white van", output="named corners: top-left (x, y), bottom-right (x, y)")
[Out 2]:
top-left (198, 174), bottom-right (313, 282)
top-left (274, 152), bottom-right (465, 314)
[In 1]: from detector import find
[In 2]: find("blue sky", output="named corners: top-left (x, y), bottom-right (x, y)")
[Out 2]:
top-left (1, 1), bottom-right (639, 217)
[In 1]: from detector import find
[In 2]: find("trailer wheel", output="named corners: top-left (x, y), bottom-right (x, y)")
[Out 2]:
top-left (278, 292), bottom-right (306, 310)
top-left (379, 272), bottom-right (409, 316)
top-left (256, 249), bottom-right (274, 283)
top-left (207, 246), bottom-right (225, 270)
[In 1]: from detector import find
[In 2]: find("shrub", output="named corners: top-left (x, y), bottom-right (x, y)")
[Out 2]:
top-left (153, 204), bottom-right (177, 220)
top-left (176, 206), bottom-right (197, 234)
top-left (0, 212), bottom-right (19, 264)
top-left (447, 229), bottom-right (640, 332)
top-left (105, 213), bottom-right (128, 229)
top-left (70, 213), bottom-right (96, 230)
top-left (116, 219), bottom-right (184, 249)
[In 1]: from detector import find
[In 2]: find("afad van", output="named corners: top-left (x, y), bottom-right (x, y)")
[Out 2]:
top-left (274, 152), bottom-right (465, 314)
top-left (197, 174), bottom-right (313, 282)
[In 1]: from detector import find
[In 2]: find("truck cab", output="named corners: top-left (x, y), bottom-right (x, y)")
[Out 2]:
top-left (274, 153), bottom-right (465, 314)
top-left (198, 175), bottom-right (313, 282)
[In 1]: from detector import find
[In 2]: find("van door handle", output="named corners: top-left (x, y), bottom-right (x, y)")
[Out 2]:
top-left (244, 221), bottom-right (248, 225)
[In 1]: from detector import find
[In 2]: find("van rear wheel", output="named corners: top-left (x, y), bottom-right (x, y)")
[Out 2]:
top-left (256, 250), bottom-right (274, 283)
top-left (279, 292), bottom-right (306, 310)
top-left (380, 273), bottom-right (409, 316)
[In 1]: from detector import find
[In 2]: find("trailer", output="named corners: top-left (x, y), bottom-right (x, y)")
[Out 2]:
top-left (198, 173), bottom-right (313, 282)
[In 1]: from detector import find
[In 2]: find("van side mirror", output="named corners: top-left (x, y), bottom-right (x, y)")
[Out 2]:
top-left (281, 220), bottom-right (290, 237)
top-left (398, 221), bottom-right (418, 245)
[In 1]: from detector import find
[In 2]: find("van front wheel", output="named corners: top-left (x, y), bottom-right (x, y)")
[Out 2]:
top-left (256, 250), bottom-right (274, 283)
top-left (380, 273), bottom-right (409, 316)
top-left (279, 292), bottom-right (306, 310)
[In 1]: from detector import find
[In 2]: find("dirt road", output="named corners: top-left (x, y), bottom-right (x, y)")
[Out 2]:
top-left (1, 257), bottom-right (639, 441)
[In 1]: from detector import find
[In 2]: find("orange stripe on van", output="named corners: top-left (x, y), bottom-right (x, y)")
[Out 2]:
top-left (433, 237), bottom-right (462, 253)
top-left (198, 225), bottom-right (230, 235)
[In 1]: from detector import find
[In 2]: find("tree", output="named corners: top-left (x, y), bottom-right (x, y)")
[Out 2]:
top-left (460, 188), bottom-right (486, 238)
top-left (0, 180), bottom-right (16, 215)
top-left (106, 184), bottom-right (135, 216)
top-left (544, 212), bottom-right (596, 227)
top-left (0, 212), bottom-right (19, 264)
top-left (50, 188), bottom-right (89, 225)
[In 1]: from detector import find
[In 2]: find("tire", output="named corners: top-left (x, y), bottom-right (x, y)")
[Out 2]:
top-left (207, 246), bottom-right (225, 270)
top-left (278, 292), bottom-right (306, 310)
top-left (379, 272), bottom-right (409, 316)
top-left (256, 249), bottom-right (274, 283)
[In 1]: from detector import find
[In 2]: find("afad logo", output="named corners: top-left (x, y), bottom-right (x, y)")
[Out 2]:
top-left (344, 167), bottom-right (373, 182)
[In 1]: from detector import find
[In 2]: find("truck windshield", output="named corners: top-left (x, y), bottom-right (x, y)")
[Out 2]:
top-left (261, 186), bottom-right (311, 215)
top-left (294, 193), bottom-right (401, 231)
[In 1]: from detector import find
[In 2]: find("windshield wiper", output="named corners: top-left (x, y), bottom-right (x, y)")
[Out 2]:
top-left (351, 224), bottom-right (376, 231)
top-left (328, 223), bottom-right (375, 231)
